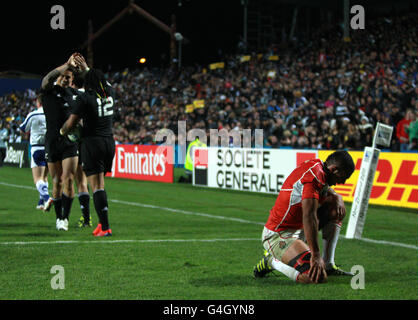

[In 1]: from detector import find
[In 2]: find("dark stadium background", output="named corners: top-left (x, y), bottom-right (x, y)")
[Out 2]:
top-left (1, 0), bottom-right (415, 75)
top-left (1, 0), bottom-right (242, 74)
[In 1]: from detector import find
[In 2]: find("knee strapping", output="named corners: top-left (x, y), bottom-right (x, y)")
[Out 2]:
top-left (287, 250), bottom-right (311, 274)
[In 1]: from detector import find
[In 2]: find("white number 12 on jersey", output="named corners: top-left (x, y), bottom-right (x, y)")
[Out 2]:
top-left (97, 97), bottom-right (114, 117)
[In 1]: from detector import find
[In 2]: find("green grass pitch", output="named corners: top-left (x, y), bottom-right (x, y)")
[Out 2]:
top-left (0, 166), bottom-right (417, 300)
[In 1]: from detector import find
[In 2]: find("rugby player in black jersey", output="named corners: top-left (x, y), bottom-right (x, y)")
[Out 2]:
top-left (69, 71), bottom-right (92, 228)
top-left (60, 55), bottom-right (115, 237)
top-left (41, 53), bottom-right (81, 231)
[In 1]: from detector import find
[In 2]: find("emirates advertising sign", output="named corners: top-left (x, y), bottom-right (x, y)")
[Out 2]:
top-left (106, 144), bottom-right (174, 183)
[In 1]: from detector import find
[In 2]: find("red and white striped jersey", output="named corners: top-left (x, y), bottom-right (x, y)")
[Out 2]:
top-left (265, 159), bottom-right (329, 232)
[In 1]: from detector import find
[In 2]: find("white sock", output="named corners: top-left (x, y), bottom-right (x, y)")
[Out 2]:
top-left (322, 222), bottom-right (341, 267)
top-left (36, 180), bottom-right (50, 202)
top-left (271, 258), bottom-right (300, 281)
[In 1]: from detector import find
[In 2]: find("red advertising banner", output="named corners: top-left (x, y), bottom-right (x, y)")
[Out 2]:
top-left (106, 144), bottom-right (174, 183)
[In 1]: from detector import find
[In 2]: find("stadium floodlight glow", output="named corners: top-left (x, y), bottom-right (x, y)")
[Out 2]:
top-left (174, 32), bottom-right (183, 41)
top-left (139, 58), bottom-right (146, 64)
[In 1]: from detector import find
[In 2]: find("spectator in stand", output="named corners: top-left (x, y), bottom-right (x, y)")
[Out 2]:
top-left (406, 109), bottom-right (418, 150)
top-left (396, 108), bottom-right (415, 151)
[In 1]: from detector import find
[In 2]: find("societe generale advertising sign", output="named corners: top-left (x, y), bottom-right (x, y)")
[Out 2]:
top-left (194, 147), bottom-right (418, 209)
top-left (106, 144), bottom-right (174, 183)
top-left (193, 147), bottom-right (317, 194)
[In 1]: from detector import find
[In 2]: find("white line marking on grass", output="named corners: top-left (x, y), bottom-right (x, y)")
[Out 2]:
top-left (342, 236), bottom-right (418, 250)
top-left (0, 238), bottom-right (259, 245)
top-left (109, 198), bottom-right (264, 226)
top-left (0, 182), bottom-right (263, 225)
top-left (1, 181), bottom-right (417, 250)
top-left (0, 182), bottom-right (36, 191)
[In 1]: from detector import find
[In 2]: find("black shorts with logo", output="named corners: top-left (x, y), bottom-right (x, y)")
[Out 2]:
top-left (81, 136), bottom-right (115, 177)
top-left (45, 136), bottom-right (79, 163)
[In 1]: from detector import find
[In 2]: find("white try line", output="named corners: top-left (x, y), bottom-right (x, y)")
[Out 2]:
top-left (0, 181), bottom-right (417, 250)
top-left (0, 238), bottom-right (259, 246)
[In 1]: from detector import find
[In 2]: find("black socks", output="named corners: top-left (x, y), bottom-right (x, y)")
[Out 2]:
top-left (93, 190), bottom-right (110, 231)
top-left (78, 192), bottom-right (91, 221)
top-left (53, 198), bottom-right (62, 220)
top-left (62, 193), bottom-right (74, 220)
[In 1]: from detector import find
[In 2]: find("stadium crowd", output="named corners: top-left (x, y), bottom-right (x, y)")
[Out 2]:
top-left (1, 12), bottom-right (417, 152)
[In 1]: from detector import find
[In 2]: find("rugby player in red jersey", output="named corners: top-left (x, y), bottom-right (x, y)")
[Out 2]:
top-left (253, 150), bottom-right (355, 284)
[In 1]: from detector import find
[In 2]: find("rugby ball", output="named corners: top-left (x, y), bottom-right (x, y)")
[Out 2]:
top-left (67, 124), bottom-right (82, 142)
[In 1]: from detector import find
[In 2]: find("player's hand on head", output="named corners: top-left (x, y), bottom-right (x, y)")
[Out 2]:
top-left (73, 55), bottom-right (88, 71)
top-left (66, 54), bottom-right (77, 68)
top-left (68, 53), bottom-right (88, 72)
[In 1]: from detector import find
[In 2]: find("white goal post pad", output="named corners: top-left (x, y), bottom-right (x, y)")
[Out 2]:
top-left (346, 122), bottom-right (393, 239)
top-left (346, 147), bottom-right (380, 239)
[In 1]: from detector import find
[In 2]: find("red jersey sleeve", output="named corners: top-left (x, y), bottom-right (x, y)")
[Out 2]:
top-left (302, 181), bottom-right (320, 200)
top-left (300, 164), bottom-right (326, 200)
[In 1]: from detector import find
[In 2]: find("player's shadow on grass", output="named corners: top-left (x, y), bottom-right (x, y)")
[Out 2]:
top-left (0, 222), bottom-right (56, 231)
top-left (4, 232), bottom-right (63, 238)
top-left (0, 222), bottom-right (52, 229)
top-left (0, 222), bottom-right (65, 238)
top-left (0, 223), bottom-right (27, 228)
top-left (190, 273), bottom-right (363, 287)
top-left (190, 274), bottom-right (297, 288)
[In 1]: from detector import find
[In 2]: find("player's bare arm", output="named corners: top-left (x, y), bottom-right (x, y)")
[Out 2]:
top-left (60, 114), bottom-right (80, 136)
top-left (41, 54), bottom-right (77, 90)
top-left (302, 197), bottom-right (327, 283)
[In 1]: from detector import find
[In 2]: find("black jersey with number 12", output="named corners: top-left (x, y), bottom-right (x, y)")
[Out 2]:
top-left (72, 84), bottom-right (115, 137)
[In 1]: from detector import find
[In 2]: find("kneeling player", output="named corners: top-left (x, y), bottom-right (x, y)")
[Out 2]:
top-left (253, 151), bottom-right (355, 284)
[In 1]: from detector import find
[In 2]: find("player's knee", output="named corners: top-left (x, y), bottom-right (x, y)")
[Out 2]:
top-left (62, 176), bottom-right (75, 194)
top-left (78, 182), bottom-right (88, 193)
top-left (62, 171), bottom-right (75, 182)
top-left (52, 175), bottom-right (62, 186)
top-left (66, 177), bottom-right (75, 188)
top-left (318, 195), bottom-right (342, 228)
top-left (328, 207), bottom-right (341, 224)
